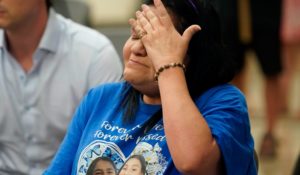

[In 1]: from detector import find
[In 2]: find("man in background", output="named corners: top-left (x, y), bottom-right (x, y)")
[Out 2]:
top-left (0, 0), bottom-right (123, 174)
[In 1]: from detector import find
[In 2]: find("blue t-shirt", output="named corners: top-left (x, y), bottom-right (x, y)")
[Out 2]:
top-left (44, 82), bottom-right (257, 175)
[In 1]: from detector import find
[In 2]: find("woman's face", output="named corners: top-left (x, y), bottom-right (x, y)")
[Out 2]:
top-left (123, 5), bottom-right (161, 89)
top-left (93, 160), bottom-right (116, 175)
top-left (122, 26), bottom-right (156, 87)
top-left (119, 158), bottom-right (144, 175)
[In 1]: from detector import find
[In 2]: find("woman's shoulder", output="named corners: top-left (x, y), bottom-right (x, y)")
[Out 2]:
top-left (196, 83), bottom-right (246, 106)
top-left (203, 83), bottom-right (244, 98)
top-left (85, 82), bottom-right (126, 101)
top-left (92, 81), bottom-right (126, 92)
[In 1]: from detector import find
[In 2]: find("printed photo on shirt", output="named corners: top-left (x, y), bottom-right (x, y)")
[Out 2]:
top-left (87, 156), bottom-right (117, 175)
top-left (118, 155), bottom-right (147, 175)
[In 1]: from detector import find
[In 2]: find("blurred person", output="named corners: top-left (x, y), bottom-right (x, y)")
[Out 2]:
top-left (280, 0), bottom-right (300, 119)
top-left (0, 0), bottom-right (123, 174)
top-left (44, 0), bottom-right (257, 174)
top-left (87, 157), bottom-right (117, 175)
top-left (118, 155), bottom-right (146, 175)
top-left (215, 0), bottom-right (283, 158)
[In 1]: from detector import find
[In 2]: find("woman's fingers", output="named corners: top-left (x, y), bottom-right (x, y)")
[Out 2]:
top-left (141, 4), bottom-right (162, 30)
top-left (136, 0), bottom-right (176, 36)
top-left (129, 17), bottom-right (146, 39)
top-left (153, 0), bottom-right (173, 26)
top-left (128, 18), bottom-right (136, 27)
top-left (182, 25), bottom-right (201, 43)
top-left (136, 10), bottom-right (153, 35)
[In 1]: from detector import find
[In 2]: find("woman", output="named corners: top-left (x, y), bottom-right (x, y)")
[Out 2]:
top-left (44, 0), bottom-right (257, 174)
top-left (86, 157), bottom-right (117, 175)
top-left (118, 155), bottom-right (147, 175)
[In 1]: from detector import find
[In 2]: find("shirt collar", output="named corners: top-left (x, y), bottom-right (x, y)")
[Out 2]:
top-left (0, 8), bottom-right (61, 53)
top-left (38, 8), bottom-right (61, 53)
top-left (0, 30), bottom-right (6, 50)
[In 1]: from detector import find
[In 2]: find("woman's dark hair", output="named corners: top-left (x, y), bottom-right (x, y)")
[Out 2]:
top-left (86, 157), bottom-right (117, 175)
top-left (118, 155), bottom-right (147, 175)
top-left (121, 0), bottom-right (237, 122)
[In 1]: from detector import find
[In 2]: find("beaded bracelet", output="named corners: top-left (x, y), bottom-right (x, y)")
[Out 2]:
top-left (154, 62), bottom-right (186, 81)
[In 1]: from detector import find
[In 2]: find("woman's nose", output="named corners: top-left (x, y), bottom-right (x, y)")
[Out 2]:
top-left (131, 40), bottom-right (147, 56)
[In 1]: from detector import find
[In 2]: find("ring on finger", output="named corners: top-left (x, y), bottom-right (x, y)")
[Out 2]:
top-left (137, 30), bottom-right (147, 39)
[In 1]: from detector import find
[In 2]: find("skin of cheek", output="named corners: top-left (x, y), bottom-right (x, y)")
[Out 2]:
top-left (122, 38), bottom-right (156, 84)
top-left (122, 36), bottom-right (161, 103)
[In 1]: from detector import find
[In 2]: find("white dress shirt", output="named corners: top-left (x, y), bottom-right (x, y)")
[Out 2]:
top-left (0, 9), bottom-right (123, 175)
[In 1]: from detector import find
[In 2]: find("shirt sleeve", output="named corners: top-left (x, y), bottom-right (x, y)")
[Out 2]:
top-left (43, 90), bottom-right (94, 175)
top-left (197, 86), bottom-right (257, 175)
top-left (87, 41), bottom-right (123, 88)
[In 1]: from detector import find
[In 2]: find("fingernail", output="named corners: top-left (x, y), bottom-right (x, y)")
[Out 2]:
top-left (142, 4), bottom-right (149, 10)
top-left (136, 11), bottom-right (141, 16)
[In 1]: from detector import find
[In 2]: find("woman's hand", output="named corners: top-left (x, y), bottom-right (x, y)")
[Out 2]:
top-left (135, 0), bottom-right (201, 70)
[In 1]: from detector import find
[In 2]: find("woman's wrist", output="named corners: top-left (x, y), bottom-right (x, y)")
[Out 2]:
top-left (154, 62), bottom-right (186, 81)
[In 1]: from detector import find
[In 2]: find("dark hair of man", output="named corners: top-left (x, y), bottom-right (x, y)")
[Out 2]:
top-left (121, 0), bottom-right (237, 123)
top-left (86, 157), bottom-right (117, 175)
